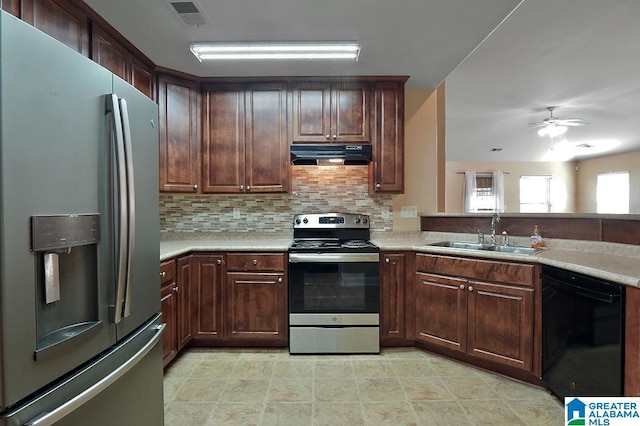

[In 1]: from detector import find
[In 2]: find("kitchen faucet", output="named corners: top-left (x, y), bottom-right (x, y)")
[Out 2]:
top-left (490, 213), bottom-right (500, 245)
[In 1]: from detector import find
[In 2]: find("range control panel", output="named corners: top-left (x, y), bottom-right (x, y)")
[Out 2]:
top-left (293, 213), bottom-right (370, 229)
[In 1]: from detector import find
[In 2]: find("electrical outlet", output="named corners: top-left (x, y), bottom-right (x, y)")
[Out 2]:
top-left (400, 206), bottom-right (417, 218)
top-left (381, 207), bottom-right (390, 220)
top-left (232, 208), bottom-right (241, 219)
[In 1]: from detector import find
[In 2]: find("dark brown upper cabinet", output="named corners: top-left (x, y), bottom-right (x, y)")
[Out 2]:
top-left (370, 80), bottom-right (406, 194)
top-left (202, 83), bottom-right (289, 194)
top-left (91, 23), bottom-right (154, 99)
top-left (2, 0), bottom-right (21, 17)
top-left (21, 0), bottom-right (89, 55)
top-left (158, 74), bottom-right (201, 193)
top-left (291, 81), bottom-right (370, 144)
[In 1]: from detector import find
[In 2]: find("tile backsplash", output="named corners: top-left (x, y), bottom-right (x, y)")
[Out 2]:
top-left (160, 166), bottom-right (393, 233)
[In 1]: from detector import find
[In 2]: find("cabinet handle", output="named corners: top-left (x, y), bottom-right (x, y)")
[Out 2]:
top-left (278, 277), bottom-right (282, 283)
top-left (385, 258), bottom-right (390, 263)
top-left (246, 185), bottom-right (250, 190)
top-left (468, 286), bottom-right (474, 292)
top-left (375, 183), bottom-right (381, 189)
top-left (326, 134), bottom-right (330, 139)
top-left (332, 134), bottom-right (337, 139)
top-left (459, 284), bottom-right (465, 290)
top-left (239, 184), bottom-right (244, 190)
top-left (217, 259), bottom-right (222, 265)
top-left (173, 286), bottom-right (178, 293)
top-left (193, 184), bottom-right (198, 192)
top-left (252, 259), bottom-right (258, 265)
top-left (160, 271), bottom-right (166, 277)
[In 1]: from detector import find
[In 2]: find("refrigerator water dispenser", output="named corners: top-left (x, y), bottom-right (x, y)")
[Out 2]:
top-left (31, 214), bottom-right (101, 359)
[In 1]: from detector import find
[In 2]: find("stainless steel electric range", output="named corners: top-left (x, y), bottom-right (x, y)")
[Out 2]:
top-left (288, 212), bottom-right (380, 354)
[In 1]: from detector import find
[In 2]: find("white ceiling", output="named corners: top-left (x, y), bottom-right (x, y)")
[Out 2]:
top-left (83, 0), bottom-right (640, 162)
top-left (83, 0), bottom-right (521, 87)
top-left (445, 0), bottom-right (640, 162)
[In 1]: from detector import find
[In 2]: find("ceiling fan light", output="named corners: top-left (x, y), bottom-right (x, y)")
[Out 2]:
top-left (538, 123), bottom-right (568, 138)
top-left (548, 124), bottom-right (568, 138)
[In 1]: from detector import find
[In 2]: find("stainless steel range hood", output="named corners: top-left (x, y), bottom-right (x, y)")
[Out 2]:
top-left (290, 144), bottom-right (372, 165)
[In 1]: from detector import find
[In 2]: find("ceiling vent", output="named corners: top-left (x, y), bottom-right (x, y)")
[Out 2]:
top-left (166, 1), bottom-right (210, 26)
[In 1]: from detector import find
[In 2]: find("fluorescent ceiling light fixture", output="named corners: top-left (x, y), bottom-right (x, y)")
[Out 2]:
top-left (537, 123), bottom-right (568, 138)
top-left (190, 42), bottom-right (360, 61)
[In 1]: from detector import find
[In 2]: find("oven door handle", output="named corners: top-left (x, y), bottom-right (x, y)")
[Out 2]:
top-left (289, 252), bottom-right (379, 263)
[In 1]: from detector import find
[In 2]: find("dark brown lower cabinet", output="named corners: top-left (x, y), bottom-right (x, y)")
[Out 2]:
top-left (192, 254), bottom-right (225, 340)
top-left (225, 272), bottom-right (287, 342)
top-left (176, 256), bottom-right (194, 350)
top-left (415, 272), bottom-right (467, 352)
top-left (415, 253), bottom-right (535, 373)
top-left (466, 280), bottom-right (534, 370)
top-left (380, 252), bottom-right (414, 345)
top-left (186, 252), bottom-right (288, 346)
top-left (160, 283), bottom-right (178, 366)
top-left (160, 260), bottom-right (178, 367)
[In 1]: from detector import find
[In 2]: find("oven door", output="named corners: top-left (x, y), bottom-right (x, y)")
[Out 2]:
top-left (288, 252), bottom-right (380, 314)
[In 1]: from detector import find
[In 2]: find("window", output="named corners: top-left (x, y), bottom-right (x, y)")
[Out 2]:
top-left (463, 171), bottom-right (505, 213)
top-left (597, 171), bottom-right (629, 214)
top-left (473, 174), bottom-right (496, 211)
top-left (520, 176), bottom-right (552, 213)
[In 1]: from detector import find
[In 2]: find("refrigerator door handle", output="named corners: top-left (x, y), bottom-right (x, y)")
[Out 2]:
top-left (107, 94), bottom-right (128, 324)
top-left (24, 324), bottom-right (166, 426)
top-left (118, 97), bottom-right (135, 319)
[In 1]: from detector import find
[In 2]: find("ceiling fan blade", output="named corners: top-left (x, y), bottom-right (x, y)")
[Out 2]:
top-left (557, 119), bottom-right (587, 126)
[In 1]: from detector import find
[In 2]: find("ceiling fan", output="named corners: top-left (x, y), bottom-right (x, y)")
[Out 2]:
top-left (530, 106), bottom-right (587, 138)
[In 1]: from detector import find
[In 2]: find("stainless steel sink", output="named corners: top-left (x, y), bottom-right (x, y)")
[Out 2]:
top-left (426, 241), bottom-right (543, 255)
top-left (485, 245), bottom-right (542, 255)
top-left (427, 241), bottom-right (491, 250)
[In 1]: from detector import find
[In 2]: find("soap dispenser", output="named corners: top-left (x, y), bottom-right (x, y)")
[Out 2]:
top-left (530, 224), bottom-right (543, 248)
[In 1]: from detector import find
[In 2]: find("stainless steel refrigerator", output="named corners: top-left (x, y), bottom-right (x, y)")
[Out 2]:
top-left (0, 11), bottom-right (164, 425)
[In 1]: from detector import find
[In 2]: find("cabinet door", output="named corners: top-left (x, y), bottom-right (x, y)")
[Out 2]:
top-left (158, 75), bottom-right (200, 193)
top-left (21, 0), bottom-right (88, 55)
top-left (245, 84), bottom-right (289, 193)
top-left (202, 86), bottom-right (245, 193)
top-left (415, 272), bottom-right (467, 352)
top-left (130, 57), bottom-right (154, 100)
top-left (380, 253), bottom-right (407, 343)
top-left (160, 284), bottom-right (178, 367)
top-left (467, 280), bottom-right (534, 371)
top-left (225, 272), bottom-right (287, 341)
top-left (332, 82), bottom-right (369, 143)
top-left (291, 84), bottom-right (331, 143)
top-left (91, 23), bottom-right (128, 81)
top-left (2, 0), bottom-right (20, 17)
top-left (370, 81), bottom-right (404, 193)
top-left (192, 255), bottom-right (224, 340)
top-left (176, 256), bottom-right (193, 349)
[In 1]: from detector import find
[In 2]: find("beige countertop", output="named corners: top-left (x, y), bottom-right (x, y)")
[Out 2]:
top-left (160, 231), bottom-right (640, 287)
top-left (160, 233), bottom-right (293, 260)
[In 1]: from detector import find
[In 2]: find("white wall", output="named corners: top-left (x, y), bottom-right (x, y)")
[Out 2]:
top-left (445, 161), bottom-right (577, 213)
top-left (575, 150), bottom-right (640, 214)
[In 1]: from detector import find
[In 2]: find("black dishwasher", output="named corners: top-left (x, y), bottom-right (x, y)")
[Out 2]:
top-left (542, 265), bottom-right (625, 398)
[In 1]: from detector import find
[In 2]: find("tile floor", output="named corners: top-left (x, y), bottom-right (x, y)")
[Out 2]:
top-left (163, 347), bottom-right (564, 425)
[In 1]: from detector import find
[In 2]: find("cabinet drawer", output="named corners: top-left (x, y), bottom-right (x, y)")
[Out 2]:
top-left (160, 259), bottom-right (176, 286)
top-left (226, 253), bottom-right (285, 272)
top-left (416, 253), bottom-right (534, 286)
